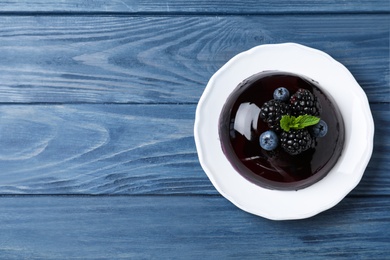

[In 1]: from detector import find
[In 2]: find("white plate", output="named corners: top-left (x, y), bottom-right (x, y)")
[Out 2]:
top-left (194, 43), bottom-right (374, 220)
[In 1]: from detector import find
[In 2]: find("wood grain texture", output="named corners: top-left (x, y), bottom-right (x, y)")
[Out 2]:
top-left (0, 104), bottom-right (200, 194)
top-left (0, 15), bottom-right (388, 103)
top-left (0, 1), bottom-right (387, 259)
top-left (0, 0), bottom-right (388, 13)
top-left (0, 196), bottom-right (389, 259)
top-left (0, 104), bottom-right (388, 195)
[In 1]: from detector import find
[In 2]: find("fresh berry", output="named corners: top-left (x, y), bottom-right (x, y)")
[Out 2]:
top-left (259, 99), bottom-right (290, 132)
top-left (289, 88), bottom-right (321, 116)
top-left (259, 130), bottom-right (279, 151)
top-left (280, 129), bottom-right (313, 155)
top-left (273, 87), bottom-right (290, 101)
top-left (311, 120), bottom-right (328, 138)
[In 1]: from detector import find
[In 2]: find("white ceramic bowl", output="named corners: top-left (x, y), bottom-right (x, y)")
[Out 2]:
top-left (194, 43), bottom-right (374, 220)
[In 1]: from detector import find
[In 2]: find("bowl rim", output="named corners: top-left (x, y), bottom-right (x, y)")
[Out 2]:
top-left (194, 43), bottom-right (374, 220)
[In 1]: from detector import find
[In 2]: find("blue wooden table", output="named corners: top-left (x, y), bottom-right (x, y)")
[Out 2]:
top-left (0, 1), bottom-right (389, 259)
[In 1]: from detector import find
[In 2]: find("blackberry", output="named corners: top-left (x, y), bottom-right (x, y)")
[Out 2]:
top-left (259, 99), bottom-right (289, 133)
top-left (280, 129), bottom-right (313, 155)
top-left (289, 89), bottom-right (321, 116)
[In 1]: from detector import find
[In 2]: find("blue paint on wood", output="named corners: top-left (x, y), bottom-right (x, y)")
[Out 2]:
top-left (0, 104), bottom-right (388, 195)
top-left (0, 1), bottom-right (388, 258)
top-left (0, 15), bottom-right (388, 103)
top-left (0, 0), bottom-right (388, 13)
top-left (0, 196), bottom-right (389, 259)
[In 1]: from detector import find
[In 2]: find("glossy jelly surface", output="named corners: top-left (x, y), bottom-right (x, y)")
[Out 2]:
top-left (219, 71), bottom-right (345, 190)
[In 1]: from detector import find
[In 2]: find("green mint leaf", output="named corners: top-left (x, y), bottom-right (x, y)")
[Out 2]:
top-left (280, 114), bottom-right (320, 131)
top-left (295, 115), bottom-right (320, 128)
top-left (280, 115), bottom-right (293, 132)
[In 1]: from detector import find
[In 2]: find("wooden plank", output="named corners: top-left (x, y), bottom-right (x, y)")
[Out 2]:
top-left (0, 104), bottom-right (388, 196)
top-left (0, 195), bottom-right (389, 259)
top-left (0, 15), bottom-right (388, 103)
top-left (0, 104), bottom-right (203, 194)
top-left (0, 0), bottom-right (388, 13)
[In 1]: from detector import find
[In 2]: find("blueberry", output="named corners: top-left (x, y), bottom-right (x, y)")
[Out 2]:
top-left (311, 120), bottom-right (328, 138)
top-left (259, 130), bottom-right (279, 151)
top-left (273, 87), bottom-right (290, 101)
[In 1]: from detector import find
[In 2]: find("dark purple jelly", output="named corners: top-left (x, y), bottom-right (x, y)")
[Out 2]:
top-left (219, 71), bottom-right (345, 190)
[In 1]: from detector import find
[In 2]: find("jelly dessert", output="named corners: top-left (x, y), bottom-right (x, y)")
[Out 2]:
top-left (219, 71), bottom-right (345, 190)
